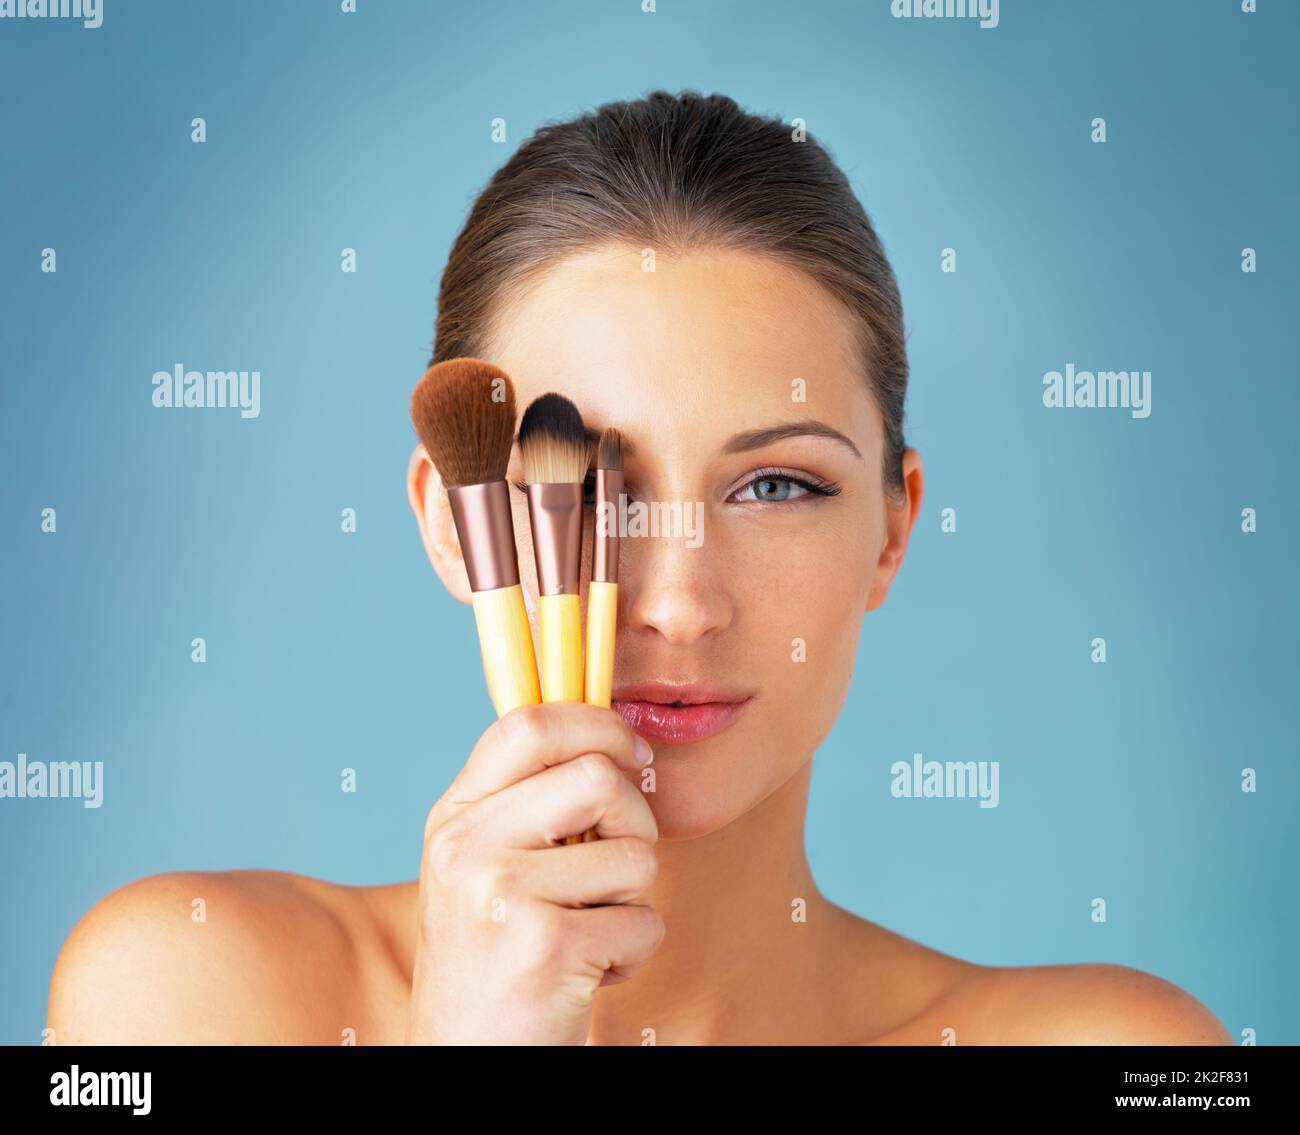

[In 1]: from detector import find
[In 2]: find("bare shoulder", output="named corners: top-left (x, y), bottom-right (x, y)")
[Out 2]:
top-left (848, 915), bottom-right (1234, 1046)
top-left (47, 869), bottom-right (386, 1045)
top-left (935, 961), bottom-right (1234, 1046)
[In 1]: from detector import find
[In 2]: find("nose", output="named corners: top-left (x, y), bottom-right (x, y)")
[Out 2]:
top-left (619, 517), bottom-right (734, 646)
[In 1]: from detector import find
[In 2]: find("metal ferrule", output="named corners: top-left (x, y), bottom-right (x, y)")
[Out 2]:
top-left (593, 468), bottom-right (623, 584)
top-left (525, 482), bottom-right (583, 596)
top-left (446, 480), bottom-right (520, 593)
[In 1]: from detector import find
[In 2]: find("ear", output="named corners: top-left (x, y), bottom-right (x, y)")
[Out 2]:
top-left (866, 447), bottom-right (924, 613)
top-left (406, 444), bottom-right (473, 605)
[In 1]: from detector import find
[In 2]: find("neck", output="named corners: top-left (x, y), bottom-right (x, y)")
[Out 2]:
top-left (387, 758), bottom-right (863, 1045)
top-left (586, 759), bottom-right (846, 1045)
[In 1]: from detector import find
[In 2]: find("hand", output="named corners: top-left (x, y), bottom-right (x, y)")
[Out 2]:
top-left (406, 702), bottom-right (663, 1045)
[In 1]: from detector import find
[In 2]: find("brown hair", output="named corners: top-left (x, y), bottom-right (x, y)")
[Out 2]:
top-left (431, 89), bottom-right (909, 495)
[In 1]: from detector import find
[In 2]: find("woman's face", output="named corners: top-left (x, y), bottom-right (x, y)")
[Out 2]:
top-left (476, 244), bottom-right (919, 840)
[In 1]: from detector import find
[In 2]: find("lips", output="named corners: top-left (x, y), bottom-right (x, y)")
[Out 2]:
top-left (611, 683), bottom-right (752, 745)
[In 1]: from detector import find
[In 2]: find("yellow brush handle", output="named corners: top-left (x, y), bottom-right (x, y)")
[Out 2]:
top-left (564, 581), bottom-right (619, 844)
top-left (584, 581), bottom-right (617, 710)
top-left (470, 585), bottom-right (541, 718)
top-left (571, 581), bottom-right (619, 845)
top-left (539, 593), bottom-right (583, 703)
top-left (539, 592), bottom-right (584, 844)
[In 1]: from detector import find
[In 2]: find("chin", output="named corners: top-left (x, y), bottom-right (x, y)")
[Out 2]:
top-left (635, 739), bottom-right (789, 841)
top-left (647, 797), bottom-right (745, 841)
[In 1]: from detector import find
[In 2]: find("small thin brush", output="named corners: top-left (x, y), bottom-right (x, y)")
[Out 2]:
top-left (520, 394), bottom-right (591, 847)
top-left (574, 427), bottom-right (624, 844)
top-left (585, 427), bottom-right (622, 705)
top-left (411, 360), bottom-right (540, 717)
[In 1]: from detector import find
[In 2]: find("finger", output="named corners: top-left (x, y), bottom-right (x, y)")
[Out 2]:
top-left (508, 837), bottom-right (658, 908)
top-left (448, 702), bottom-right (650, 805)
top-left (468, 751), bottom-right (657, 850)
top-left (561, 902), bottom-right (666, 984)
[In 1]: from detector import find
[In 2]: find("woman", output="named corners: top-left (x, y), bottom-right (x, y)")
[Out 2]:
top-left (47, 90), bottom-right (1231, 1045)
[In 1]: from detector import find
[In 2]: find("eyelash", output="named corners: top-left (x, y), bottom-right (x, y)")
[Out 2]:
top-left (729, 467), bottom-right (842, 504)
top-left (511, 469), bottom-right (842, 504)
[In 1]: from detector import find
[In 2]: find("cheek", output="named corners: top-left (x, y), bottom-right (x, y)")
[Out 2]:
top-left (738, 511), bottom-right (872, 738)
top-left (743, 509), bottom-right (871, 644)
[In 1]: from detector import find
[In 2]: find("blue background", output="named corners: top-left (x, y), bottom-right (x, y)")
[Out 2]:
top-left (1, 0), bottom-right (1296, 1045)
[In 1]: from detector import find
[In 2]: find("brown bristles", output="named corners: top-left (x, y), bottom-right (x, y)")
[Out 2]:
top-left (410, 359), bottom-right (517, 488)
top-left (596, 427), bottom-right (623, 472)
top-left (519, 393), bottom-right (589, 485)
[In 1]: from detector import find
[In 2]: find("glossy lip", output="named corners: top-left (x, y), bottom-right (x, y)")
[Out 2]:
top-left (611, 682), bottom-right (754, 746)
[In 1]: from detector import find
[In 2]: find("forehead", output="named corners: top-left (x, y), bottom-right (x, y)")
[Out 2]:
top-left (486, 244), bottom-right (879, 460)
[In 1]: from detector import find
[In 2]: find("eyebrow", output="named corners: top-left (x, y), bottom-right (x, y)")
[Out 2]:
top-left (722, 419), bottom-right (863, 460)
top-left (513, 421), bottom-right (860, 462)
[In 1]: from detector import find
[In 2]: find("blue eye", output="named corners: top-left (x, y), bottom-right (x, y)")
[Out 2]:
top-left (743, 476), bottom-right (803, 502)
top-left (730, 468), bottom-right (841, 504)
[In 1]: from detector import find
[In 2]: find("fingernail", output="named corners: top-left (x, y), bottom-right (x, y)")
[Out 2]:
top-left (635, 736), bottom-right (654, 766)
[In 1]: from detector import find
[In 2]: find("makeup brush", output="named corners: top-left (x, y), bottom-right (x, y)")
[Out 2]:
top-left (411, 360), bottom-right (541, 718)
top-left (520, 394), bottom-right (590, 847)
top-left (585, 428), bottom-right (623, 709)
top-left (519, 393), bottom-right (589, 706)
top-left (566, 427), bottom-right (625, 845)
